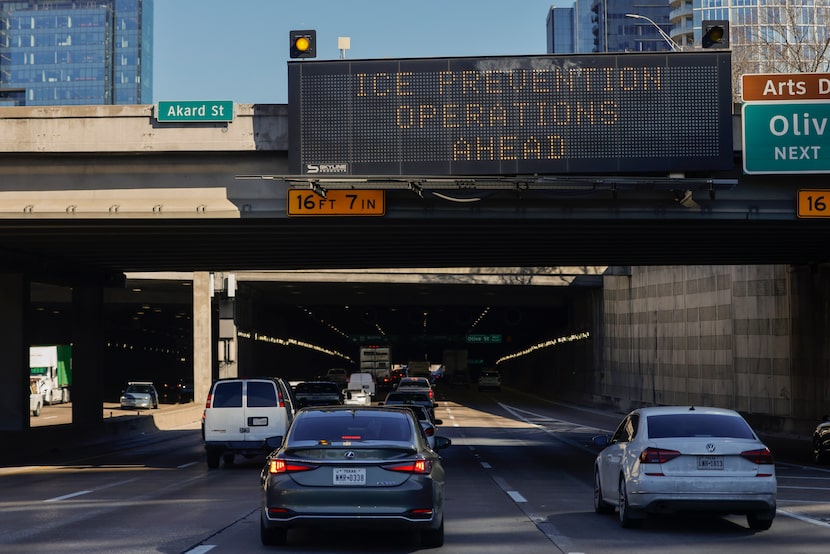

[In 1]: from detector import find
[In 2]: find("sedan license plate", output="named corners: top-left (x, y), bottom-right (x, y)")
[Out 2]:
top-left (333, 467), bottom-right (366, 485)
top-left (697, 455), bottom-right (724, 470)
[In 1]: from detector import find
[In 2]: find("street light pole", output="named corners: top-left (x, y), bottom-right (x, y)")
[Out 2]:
top-left (625, 13), bottom-right (681, 52)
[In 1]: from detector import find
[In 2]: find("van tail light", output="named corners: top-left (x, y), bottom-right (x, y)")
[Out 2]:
top-left (205, 393), bottom-right (213, 409)
top-left (268, 459), bottom-right (315, 474)
top-left (639, 447), bottom-right (681, 464)
top-left (383, 459), bottom-right (433, 474)
top-left (277, 389), bottom-right (285, 408)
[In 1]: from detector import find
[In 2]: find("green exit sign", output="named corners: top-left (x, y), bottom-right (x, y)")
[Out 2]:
top-left (466, 334), bottom-right (502, 344)
top-left (742, 102), bottom-right (830, 174)
top-left (156, 101), bottom-right (234, 122)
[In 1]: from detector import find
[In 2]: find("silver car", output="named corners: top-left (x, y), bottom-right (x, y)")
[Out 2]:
top-left (260, 406), bottom-right (451, 547)
top-left (119, 381), bottom-right (158, 410)
top-left (593, 406), bottom-right (777, 530)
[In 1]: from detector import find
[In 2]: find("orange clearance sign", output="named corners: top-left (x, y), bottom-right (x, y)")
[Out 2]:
top-left (742, 73), bottom-right (830, 102)
top-left (797, 189), bottom-right (830, 218)
top-left (286, 189), bottom-right (385, 216)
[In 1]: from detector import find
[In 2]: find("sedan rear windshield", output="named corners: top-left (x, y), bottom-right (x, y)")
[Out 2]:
top-left (647, 413), bottom-right (756, 439)
top-left (290, 412), bottom-right (413, 443)
top-left (386, 392), bottom-right (430, 402)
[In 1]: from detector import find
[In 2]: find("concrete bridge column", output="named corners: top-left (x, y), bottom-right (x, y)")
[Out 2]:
top-left (0, 273), bottom-right (30, 431)
top-left (71, 284), bottom-right (104, 426)
top-left (193, 272), bottom-right (215, 405)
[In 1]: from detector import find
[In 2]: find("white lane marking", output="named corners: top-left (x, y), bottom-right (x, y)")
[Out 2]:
top-left (177, 461), bottom-right (200, 469)
top-left (500, 402), bottom-right (612, 433)
top-left (499, 402), bottom-right (611, 455)
top-left (43, 477), bottom-right (140, 502)
top-left (44, 490), bottom-right (92, 502)
top-left (506, 490), bottom-right (527, 503)
top-left (778, 508), bottom-right (830, 528)
top-left (480, 462), bottom-right (492, 469)
top-left (183, 546), bottom-right (216, 554)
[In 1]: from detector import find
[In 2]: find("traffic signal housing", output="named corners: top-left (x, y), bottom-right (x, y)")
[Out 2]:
top-left (702, 20), bottom-right (729, 49)
top-left (290, 30), bottom-right (316, 58)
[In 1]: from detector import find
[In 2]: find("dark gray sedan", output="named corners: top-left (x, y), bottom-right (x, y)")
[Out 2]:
top-left (260, 406), bottom-right (451, 548)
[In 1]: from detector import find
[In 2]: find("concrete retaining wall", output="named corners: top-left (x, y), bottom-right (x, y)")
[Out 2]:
top-left (1, 403), bottom-right (204, 464)
top-left (597, 265), bottom-right (817, 433)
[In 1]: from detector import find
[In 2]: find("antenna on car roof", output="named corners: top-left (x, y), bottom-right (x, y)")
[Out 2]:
top-left (689, 406), bottom-right (696, 411)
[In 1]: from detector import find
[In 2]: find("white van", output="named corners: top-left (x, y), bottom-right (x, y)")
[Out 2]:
top-left (203, 378), bottom-right (296, 468)
top-left (348, 372), bottom-right (376, 399)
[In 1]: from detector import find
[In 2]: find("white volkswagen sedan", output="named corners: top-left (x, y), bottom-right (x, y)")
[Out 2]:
top-left (592, 406), bottom-right (776, 530)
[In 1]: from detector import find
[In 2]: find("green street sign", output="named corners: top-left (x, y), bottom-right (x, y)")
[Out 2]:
top-left (466, 334), bottom-right (502, 344)
top-left (742, 102), bottom-right (830, 174)
top-left (156, 101), bottom-right (234, 122)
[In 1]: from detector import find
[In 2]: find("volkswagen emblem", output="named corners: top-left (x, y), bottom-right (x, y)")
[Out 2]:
top-left (344, 451), bottom-right (356, 459)
top-left (706, 443), bottom-right (716, 453)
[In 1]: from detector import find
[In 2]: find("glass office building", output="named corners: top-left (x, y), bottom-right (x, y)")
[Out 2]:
top-left (0, 0), bottom-right (153, 106)
top-left (697, 0), bottom-right (830, 72)
top-left (548, 0), bottom-right (673, 53)
top-left (547, 0), bottom-right (598, 54)
top-left (547, 6), bottom-right (576, 53)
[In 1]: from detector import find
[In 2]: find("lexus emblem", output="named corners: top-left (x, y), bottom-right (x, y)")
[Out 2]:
top-left (706, 443), bottom-right (716, 453)
top-left (344, 451), bottom-right (356, 459)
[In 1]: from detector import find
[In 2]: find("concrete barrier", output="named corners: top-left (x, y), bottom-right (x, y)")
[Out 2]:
top-left (2, 403), bottom-right (204, 465)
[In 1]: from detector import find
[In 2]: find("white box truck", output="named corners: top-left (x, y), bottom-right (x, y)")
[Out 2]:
top-left (30, 345), bottom-right (72, 405)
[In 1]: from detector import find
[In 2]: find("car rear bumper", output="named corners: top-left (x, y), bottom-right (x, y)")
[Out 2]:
top-left (262, 476), bottom-right (442, 530)
top-left (121, 399), bottom-right (153, 408)
top-left (205, 439), bottom-right (281, 455)
top-left (630, 491), bottom-right (777, 515)
top-left (262, 511), bottom-right (440, 531)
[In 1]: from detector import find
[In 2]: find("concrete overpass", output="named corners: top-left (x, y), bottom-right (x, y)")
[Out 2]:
top-left (1, 103), bottom-right (829, 444)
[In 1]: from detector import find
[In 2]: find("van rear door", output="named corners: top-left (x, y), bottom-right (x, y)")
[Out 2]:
top-left (205, 380), bottom-right (245, 442)
top-left (244, 380), bottom-right (287, 445)
top-left (205, 380), bottom-right (287, 445)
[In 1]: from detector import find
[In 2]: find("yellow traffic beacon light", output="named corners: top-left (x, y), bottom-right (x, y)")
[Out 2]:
top-left (702, 20), bottom-right (729, 49)
top-left (290, 30), bottom-right (316, 58)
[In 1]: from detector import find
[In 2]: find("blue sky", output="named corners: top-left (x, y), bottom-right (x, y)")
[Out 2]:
top-left (152, 0), bottom-right (560, 104)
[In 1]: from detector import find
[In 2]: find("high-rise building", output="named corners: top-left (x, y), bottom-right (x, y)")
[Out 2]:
top-left (547, 0), bottom-right (597, 54)
top-left (0, 0), bottom-right (153, 106)
top-left (547, 6), bottom-right (576, 53)
top-left (669, 0), bottom-right (694, 49)
top-left (548, 0), bottom-right (673, 54)
top-left (696, 0), bottom-right (830, 74)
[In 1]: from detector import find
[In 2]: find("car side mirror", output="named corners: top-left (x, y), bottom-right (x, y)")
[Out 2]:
top-left (433, 418), bottom-right (443, 425)
top-left (592, 435), bottom-right (610, 449)
top-left (433, 436), bottom-right (452, 450)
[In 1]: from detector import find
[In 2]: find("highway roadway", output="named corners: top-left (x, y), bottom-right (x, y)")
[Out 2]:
top-left (5, 387), bottom-right (830, 553)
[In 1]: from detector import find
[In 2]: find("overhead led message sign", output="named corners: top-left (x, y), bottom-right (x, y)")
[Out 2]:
top-left (288, 52), bottom-right (733, 176)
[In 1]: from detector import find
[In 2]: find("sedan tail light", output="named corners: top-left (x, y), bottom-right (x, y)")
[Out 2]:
top-left (383, 459), bottom-right (433, 474)
top-left (740, 448), bottom-right (774, 465)
top-left (268, 459), bottom-right (316, 474)
top-left (639, 447), bottom-right (681, 464)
